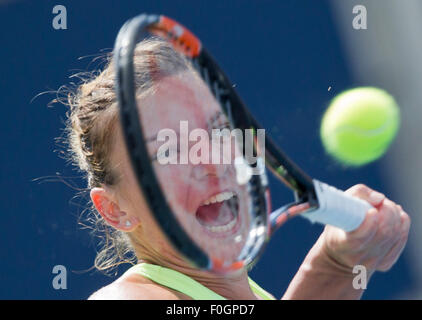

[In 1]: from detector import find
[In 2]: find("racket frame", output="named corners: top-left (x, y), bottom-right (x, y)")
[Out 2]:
top-left (113, 13), bottom-right (321, 272)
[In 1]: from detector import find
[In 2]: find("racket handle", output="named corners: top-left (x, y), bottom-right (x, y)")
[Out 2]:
top-left (302, 180), bottom-right (373, 232)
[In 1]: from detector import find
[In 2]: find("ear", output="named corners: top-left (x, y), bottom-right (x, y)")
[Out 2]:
top-left (90, 187), bottom-right (139, 232)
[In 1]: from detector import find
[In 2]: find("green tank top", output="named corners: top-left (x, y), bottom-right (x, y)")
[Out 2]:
top-left (125, 263), bottom-right (275, 300)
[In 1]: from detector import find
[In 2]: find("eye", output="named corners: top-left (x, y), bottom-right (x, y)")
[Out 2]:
top-left (213, 125), bottom-right (232, 138)
top-left (153, 144), bottom-right (180, 162)
top-left (209, 111), bottom-right (231, 131)
top-left (217, 121), bottom-right (231, 131)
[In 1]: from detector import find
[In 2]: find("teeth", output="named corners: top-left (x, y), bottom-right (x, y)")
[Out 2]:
top-left (203, 191), bottom-right (234, 206)
top-left (205, 216), bottom-right (237, 233)
top-left (200, 191), bottom-right (238, 233)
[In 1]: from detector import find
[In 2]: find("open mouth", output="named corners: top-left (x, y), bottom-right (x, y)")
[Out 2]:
top-left (195, 191), bottom-right (239, 235)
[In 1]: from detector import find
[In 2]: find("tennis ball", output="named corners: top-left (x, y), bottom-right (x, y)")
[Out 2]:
top-left (320, 87), bottom-right (400, 166)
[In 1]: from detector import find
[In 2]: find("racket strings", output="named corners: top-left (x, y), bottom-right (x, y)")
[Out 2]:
top-left (118, 14), bottom-right (298, 270)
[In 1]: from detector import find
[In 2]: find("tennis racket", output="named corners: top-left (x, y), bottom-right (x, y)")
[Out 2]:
top-left (113, 14), bottom-right (373, 273)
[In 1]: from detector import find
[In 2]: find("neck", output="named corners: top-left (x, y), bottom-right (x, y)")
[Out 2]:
top-left (131, 227), bottom-right (259, 300)
top-left (138, 254), bottom-right (257, 300)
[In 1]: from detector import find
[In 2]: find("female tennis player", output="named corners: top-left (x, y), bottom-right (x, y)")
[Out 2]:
top-left (64, 38), bottom-right (410, 300)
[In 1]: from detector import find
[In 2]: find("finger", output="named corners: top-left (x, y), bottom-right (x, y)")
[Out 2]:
top-left (369, 210), bottom-right (398, 254)
top-left (400, 208), bottom-right (411, 231)
top-left (350, 200), bottom-right (401, 254)
top-left (345, 184), bottom-right (386, 207)
top-left (376, 199), bottom-right (402, 245)
top-left (376, 232), bottom-right (408, 271)
top-left (397, 208), bottom-right (411, 242)
top-left (375, 207), bottom-right (410, 271)
top-left (347, 207), bottom-right (379, 245)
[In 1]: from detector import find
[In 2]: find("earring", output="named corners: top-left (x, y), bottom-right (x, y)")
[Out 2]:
top-left (125, 220), bottom-right (132, 228)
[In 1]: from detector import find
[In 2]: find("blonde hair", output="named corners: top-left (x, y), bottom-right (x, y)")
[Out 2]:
top-left (62, 38), bottom-right (193, 274)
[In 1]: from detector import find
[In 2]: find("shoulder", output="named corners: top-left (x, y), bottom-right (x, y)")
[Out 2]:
top-left (88, 272), bottom-right (187, 300)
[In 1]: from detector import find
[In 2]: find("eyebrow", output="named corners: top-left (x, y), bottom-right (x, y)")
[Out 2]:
top-left (145, 130), bottom-right (180, 143)
top-left (145, 134), bottom-right (159, 143)
top-left (144, 110), bottom-right (225, 142)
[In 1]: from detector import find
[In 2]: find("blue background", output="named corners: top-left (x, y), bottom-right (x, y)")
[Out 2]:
top-left (0, 0), bottom-right (414, 299)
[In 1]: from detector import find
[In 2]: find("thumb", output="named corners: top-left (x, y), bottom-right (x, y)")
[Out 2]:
top-left (345, 184), bottom-right (385, 207)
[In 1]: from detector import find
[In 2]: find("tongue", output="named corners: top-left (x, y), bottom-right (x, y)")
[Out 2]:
top-left (196, 201), bottom-right (235, 227)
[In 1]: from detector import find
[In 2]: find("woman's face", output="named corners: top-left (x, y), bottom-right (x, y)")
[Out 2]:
top-left (112, 71), bottom-right (252, 268)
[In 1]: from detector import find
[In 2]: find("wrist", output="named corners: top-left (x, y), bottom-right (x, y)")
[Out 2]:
top-left (310, 234), bottom-right (373, 279)
top-left (328, 240), bottom-right (377, 282)
top-left (283, 234), bottom-right (373, 300)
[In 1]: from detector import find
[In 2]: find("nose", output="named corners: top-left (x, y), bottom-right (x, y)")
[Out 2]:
top-left (190, 130), bottom-right (236, 180)
top-left (192, 162), bottom-right (229, 180)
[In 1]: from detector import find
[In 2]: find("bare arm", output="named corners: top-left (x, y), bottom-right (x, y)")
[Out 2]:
top-left (282, 235), bottom-right (371, 300)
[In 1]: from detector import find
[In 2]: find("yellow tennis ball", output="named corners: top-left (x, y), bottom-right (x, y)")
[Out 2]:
top-left (321, 87), bottom-right (400, 166)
